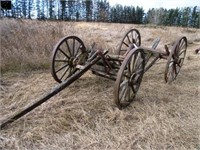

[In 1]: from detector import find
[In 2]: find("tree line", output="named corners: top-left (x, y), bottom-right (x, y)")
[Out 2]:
top-left (1, 0), bottom-right (200, 28)
top-left (145, 7), bottom-right (200, 28)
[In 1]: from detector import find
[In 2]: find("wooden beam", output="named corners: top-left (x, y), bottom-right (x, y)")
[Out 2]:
top-left (0, 55), bottom-right (101, 129)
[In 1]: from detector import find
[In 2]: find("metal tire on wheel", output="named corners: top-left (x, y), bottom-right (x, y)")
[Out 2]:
top-left (51, 36), bottom-right (88, 83)
top-left (165, 37), bottom-right (187, 83)
top-left (114, 48), bottom-right (145, 109)
top-left (117, 29), bottom-right (141, 56)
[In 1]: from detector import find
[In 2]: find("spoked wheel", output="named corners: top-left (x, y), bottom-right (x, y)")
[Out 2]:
top-left (117, 29), bottom-right (141, 56)
top-left (165, 37), bottom-right (187, 83)
top-left (114, 48), bottom-right (145, 109)
top-left (51, 36), bottom-right (88, 83)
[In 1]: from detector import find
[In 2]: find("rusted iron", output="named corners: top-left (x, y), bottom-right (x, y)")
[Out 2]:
top-left (0, 28), bottom-right (188, 129)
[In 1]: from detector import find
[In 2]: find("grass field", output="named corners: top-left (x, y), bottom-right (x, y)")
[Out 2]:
top-left (0, 18), bottom-right (200, 149)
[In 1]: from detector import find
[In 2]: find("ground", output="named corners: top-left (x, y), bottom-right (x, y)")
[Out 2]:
top-left (0, 20), bottom-right (200, 150)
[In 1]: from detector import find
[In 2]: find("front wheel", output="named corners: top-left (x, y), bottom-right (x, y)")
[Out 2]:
top-left (114, 48), bottom-right (145, 109)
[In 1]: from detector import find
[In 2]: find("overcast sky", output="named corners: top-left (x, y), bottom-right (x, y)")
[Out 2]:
top-left (109, 0), bottom-right (200, 11)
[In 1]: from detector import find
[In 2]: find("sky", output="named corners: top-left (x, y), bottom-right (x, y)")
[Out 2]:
top-left (109, 0), bottom-right (200, 11)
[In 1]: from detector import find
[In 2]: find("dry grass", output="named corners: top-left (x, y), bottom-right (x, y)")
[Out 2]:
top-left (0, 18), bottom-right (64, 73)
top-left (0, 19), bottom-right (200, 149)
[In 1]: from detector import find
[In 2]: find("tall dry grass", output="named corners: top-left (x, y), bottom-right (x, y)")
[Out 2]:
top-left (0, 18), bottom-right (64, 73)
top-left (0, 19), bottom-right (200, 150)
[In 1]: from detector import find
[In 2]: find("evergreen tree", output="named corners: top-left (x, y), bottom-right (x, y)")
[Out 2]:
top-left (97, 0), bottom-right (109, 22)
top-left (41, 0), bottom-right (46, 19)
top-left (27, 0), bottom-right (34, 19)
top-left (15, 0), bottom-right (22, 18)
top-left (49, 0), bottom-right (55, 19)
top-left (85, 0), bottom-right (93, 21)
top-left (131, 6), bottom-right (136, 23)
top-left (59, 0), bottom-right (66, 20)
top-left (67, 0), bottom-right (76, 20)
top-left (115, 4), bottom-right (123, 23)
top-left (146, 8), bottom-right (155, 24)
top-left (135, 6), bottom-right (144, 24)
top-left (190, 6), bottom-right (200, 28)
top-left (24, 1), bottom-right (27, 18)
top-left (75, 0), bottom-right (82, 21)
top-left (36, 0), bottom-right (41, 19)
top-left (181, 7), bottom-right (191, 27)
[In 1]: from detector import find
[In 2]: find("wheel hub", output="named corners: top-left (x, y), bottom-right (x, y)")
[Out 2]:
top-left (129, 73), bottom-right (139, 85)
top-left (68, 57), bottom-right (75, 67)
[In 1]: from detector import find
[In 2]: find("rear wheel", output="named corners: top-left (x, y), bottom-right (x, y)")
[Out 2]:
top-left (165, 37), bottom-right (187, 83)
top-left (117, 29), bottom-right (141, 56)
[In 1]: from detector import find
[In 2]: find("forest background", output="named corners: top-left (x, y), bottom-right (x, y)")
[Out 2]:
top-left (1, 0), bottom-right (200, 28)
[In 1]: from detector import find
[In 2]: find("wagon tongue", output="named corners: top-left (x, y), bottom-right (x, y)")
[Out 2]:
top-left (0, 51), bottom-right (104, 129)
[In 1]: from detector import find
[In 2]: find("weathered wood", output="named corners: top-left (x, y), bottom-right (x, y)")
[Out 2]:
top-left (0, 54), bottom-right (102, 129)
top-left (140, 46), bottom-right (168, 55)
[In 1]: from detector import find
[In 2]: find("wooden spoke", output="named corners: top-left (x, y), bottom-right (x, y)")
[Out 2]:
top-left (60, 66), bottom-right (70, 80)
top-left (179, 39), bottom-right (185, 49)
top-left (178, 49), bottom-right (186, 56)
top-left (55, 59), bottom-right (68, 62)
top-left (178, 57), bottom-right (184, 64)
top-left (65, 40), bottom-right (72, 56)
top-left (134, 67), bottom-right (144, 76)
top-left (123, 41), bottom-right (129, 47)
top-left (58, 48), bottom-right (70, 59)
top-left (72, 38), bottom-right (75, 56)
top-left (126, 35), bottom-right (131, 43)
top-left (131, 31), bottom-right (134, 43)
top-left (55, 64), bottom-right (69, 73)
top-left (173, 63), bottom-right (178, 75)
top-left (74, 43), bottom-right (81, 57)
top-left (119, 80), bottom-right (129, 100)
top-left (135, 34), bottom-right (139, 43)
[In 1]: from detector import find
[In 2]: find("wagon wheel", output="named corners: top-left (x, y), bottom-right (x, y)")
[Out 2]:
top-left (51, 36), bottom-right (88, 83)
top-left (165, 37), bottom-right (187, 83)
top-left (114, 48), bottom-right (145, 109)
top-left (117, 29), bottom-right (141, 56)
